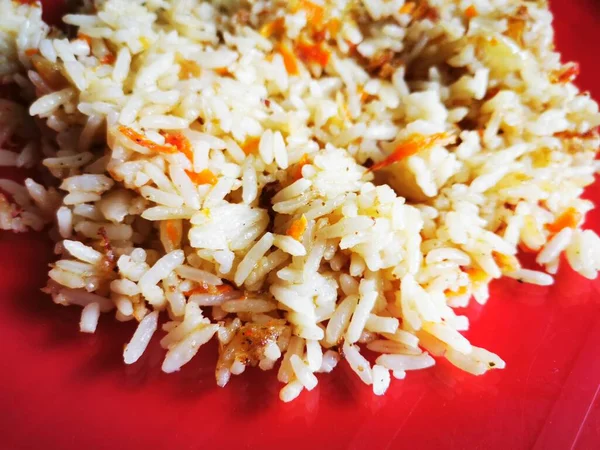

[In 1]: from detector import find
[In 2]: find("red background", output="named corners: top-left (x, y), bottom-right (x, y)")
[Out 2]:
top-left (1, 1), bottom-right (599, 449)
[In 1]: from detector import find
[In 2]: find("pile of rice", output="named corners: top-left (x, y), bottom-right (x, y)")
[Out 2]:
top-left (1, 0), bottom-right (599, 401)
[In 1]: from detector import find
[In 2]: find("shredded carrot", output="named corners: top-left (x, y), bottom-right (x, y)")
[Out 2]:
top-left (292, 153), bottom-right (310, 180)
top-left (101, 52), bottom-right (116, 65)
top-left (551, 63), bottom-right (580, 84)
top-left (492, 251), bottom-right (519, 273)
top-left (399, 2), bottom-right (416, 15)
top-left (545, 207), bottom-right (582, 234)
top-left (506, 18), bottom-right (526, 46)
top-left (293, 0), bottom-right (324, 27)
top-left (24, 48), bottom-right (38, 56)
top-left (165, 220), bottom-right (179, 247)
top-left (369, 133), bottom-right (455, 171)
top-left (260, 17), bottom-right (286, 38)
top-left (465, 267), bottom-right (489, 285)
top-left (77, 33), bottom-right (92, 47)
top-left (295, 41), bottom-right (331, 68)
top-left (185, 283), bottom-right (234, 296)
top-left (16, 0), bottom-right (39, 5)
top-left (241, 137), bottom-right (261, 155)
top-left (215, 67), bottom-right (230, 76)
top-left (277, 43), bottom-right (299, 76)
top-left (554, 128), bottom-right (598, 139)
top-left (444, 285), bottom-right (468, 297)
top-left (179, 59), bottom-right (201, 79)
top-left (325, 18), bottom-right (341, 38)
top-left (185, 169), bottom-right (218, 186)
top-left (162, 131), bottom-right (194, 162)
top-left (287, 215), bottom-right (308, 241)
top-left (119, 126), bottom-right (176, 153)
top-left (465, 5), bottom-right (478, 18)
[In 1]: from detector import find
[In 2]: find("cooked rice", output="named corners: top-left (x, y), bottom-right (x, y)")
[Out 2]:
top-left (1, 0), bottom-right (600, 401)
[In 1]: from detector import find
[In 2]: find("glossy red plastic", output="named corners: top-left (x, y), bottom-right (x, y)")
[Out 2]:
top-left (1, 1), bottom-right (599, 449)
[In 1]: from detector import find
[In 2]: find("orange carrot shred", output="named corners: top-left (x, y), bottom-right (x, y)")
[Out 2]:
top-left (101, 52), bottom-right (116, 65)
top-left (119, 126), bottom-right (176, 154)
top-left (165, 220), bottom-right (179, 246)
top-left (215, 67), bottom-right (230, 76)
top-left (186, 169), bottom-right (218, 186)
top-left (465, 267), bottom-right (489, 284)
top-left (465, 5), bottom-right (478, 19)
top-left (369, 133), bottom-right (455, 171)
top-left (162, 131), bottom-right (194, 162)
top-left (492, 251), bottom-right (519, 273)
top-left (294, 0), bottom-right (324, 27)
top-left (399, 2), bottom-right (416, 15)
top-left (325, 19), bottom-right (341, 38)
top-left (545, 207), bottom-right (582, 234)
top-left (241, 137), bottom-right (261, 155)
top-left (277, 43), bottom-right (299, 76)
top-left (292, 153), bottom-right (310, 180)
top-left (25, 48), bottom-right (39, 56)
top-left (444, 285), bottom-right (468, 297)
top-left (287, 215), bottom-right (308, 241)
top-left (295, 41), bottom-right (330, 68)
top-left (554, 127), bottom-right (598, 139)
top-left (551, 63), bottom-right (580, 84)
top-left (179, 59), bottom-right (201, 79)
top-left (77, 33), bottom-right (92, 47)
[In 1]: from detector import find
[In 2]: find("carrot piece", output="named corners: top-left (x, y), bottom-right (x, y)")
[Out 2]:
top-left (241, 137), bottom-right (261, 155)
top-left (554, 128), bottom-right (598, 139)
top-left (186, 169), bottom-right (218, 186)
top-left (292, 153), bottom-right (310, 180)
top-left (286, 215), bottom-right (308, 241)
top-left (294, 0), bottom-right (324, 27)
top-left (214, 67), bottom-right (230, 76)
top-left (24, 48), bottom-right (38, 56)
top-left (162, 131), bottom-right (194, 162)
top-left (506, 18), bottom-right (526, 46)
top-left (295, 41), bottom-right (330, 68)
top-left (545, 207), bottom-right (582, 234)
top-left (325, 18), bottom-right (341, 38)
top-left (77, 33), bottom-right (92, 47)
top-left (398, 2), bottom-right (416, 15)
top-left (119, 126), bottom-right (176, 153)
top-left (444, 285), bottom-right (468, 297)
top-left (369, 133), bottom-right (455, 171)
top-left (551, 63), bottom-right (580, 84)
top-left (179, 59), bottom-right (201, 79)
top-left (277, 43), bottom-right (299, 75)
top-left (101, 52), bottom-right (116, 65)
top-left (492, 251), bottom-right (519, 273)
top-left (464, 267), bottom-right (489, 285)
top-left (164, 220), bottom-right (181, 249)
top-left (465, 5), bottom-right (478, 19)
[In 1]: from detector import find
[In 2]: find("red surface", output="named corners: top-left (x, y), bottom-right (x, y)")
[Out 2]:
top-left (1, 1), bottom-right (599, 449)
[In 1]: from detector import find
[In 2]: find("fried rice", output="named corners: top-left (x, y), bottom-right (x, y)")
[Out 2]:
top-left (1, 0), bottom-right (599, 401)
